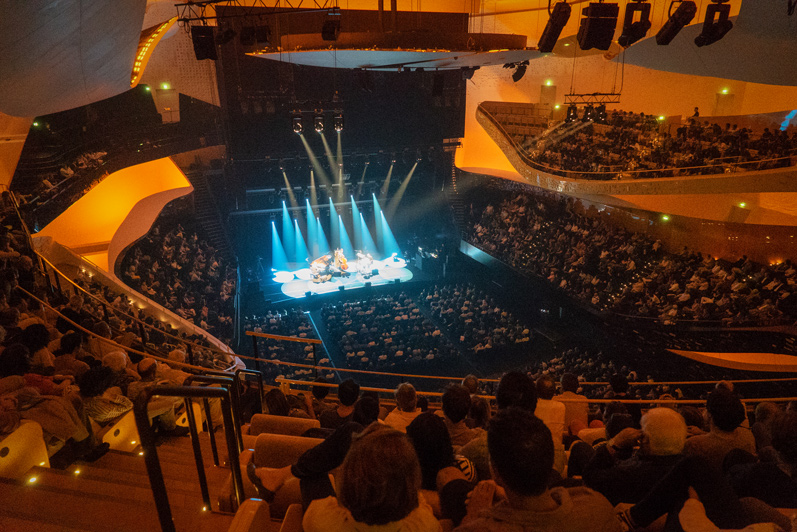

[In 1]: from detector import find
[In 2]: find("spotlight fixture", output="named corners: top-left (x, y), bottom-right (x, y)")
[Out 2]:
top-left (595, 104), bottom-right (607, 124)
top-left (322, 7), bottom-right (341, 41)
top-left (566, 104), bottom-right (579, 122)
top-left (617, 1), bottom-right (652, 48)
top-left (333, 112), bottom-right (344, 132)
top-left (314, 111), bottom-right (324, 133)
top-left (695, 0), bottom-right (733, 47)
top-left (292, 115), bottom-right (303, 134)
top-left (656, 1), bottom-right (697, 45)
top-left (577, 2), bottom-right (619, 51)
top-left (538, 1), bottom-right (572, 53)
top-left (582, 104), bottom-right (595, 122)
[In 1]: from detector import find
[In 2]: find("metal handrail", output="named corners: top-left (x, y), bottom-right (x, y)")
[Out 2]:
top-left (133, 385), bottom-right (245, 532)
top-left (235, 368), bottom-right (265, 418)
top-left (184, 374), bottom-right (244, 455)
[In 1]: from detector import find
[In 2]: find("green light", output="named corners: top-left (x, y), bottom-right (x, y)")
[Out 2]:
top-left (144, 86), bottom-right (151, 92)
top-left (545, 79), bottom-right (553, 86)
top-left (658, 115), bottom-right (665, 121)
top-left (32, 122), bottom-right (39, 127)
top-left (554, 104), bottom-right (560, 109)
top-left (721, 88), bottom-right (728, 94)
top-left (739, 202), bottom-right (746, 208)
top-left (161, 83), bottom-right (170, 90)
top-left (661, 215), bottom-right (670, 221)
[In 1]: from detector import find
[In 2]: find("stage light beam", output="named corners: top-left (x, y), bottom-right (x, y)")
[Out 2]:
top-left (386, 162), bottom-right (417, 219)
top-left (379, 163), bottom-right (394, 201)
top-left (271, 222), bottom-right (289, 271)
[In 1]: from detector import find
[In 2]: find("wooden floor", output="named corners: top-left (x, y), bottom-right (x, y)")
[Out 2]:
top-left (0, 431), bottom-right (237, 532)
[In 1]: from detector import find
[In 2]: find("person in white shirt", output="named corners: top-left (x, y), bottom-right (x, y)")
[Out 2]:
top-left (383, 382), bottom-right (422, 433)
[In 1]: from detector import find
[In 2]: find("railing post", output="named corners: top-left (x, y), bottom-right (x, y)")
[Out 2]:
top-left (134, 394), bottom-right (176, 532)
top-left (138, 320), bottom-right (148, 345)
top-left (312, 344), bottom-right (318, 379)
top-left (187, 344), bottom-right (195, 366)
top-left (184, 397), bottom-right (211, 509)
top-left (221, 396), bottom-right (246, 506)
top-left (101, 303), bottom-right (109, 321)
top-left (203, 398), bottom-right (219, 466)
top-left (251, 334), bottom-right (259, 363)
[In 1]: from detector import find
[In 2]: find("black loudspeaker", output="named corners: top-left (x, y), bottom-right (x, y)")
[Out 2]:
top-left (305, 291), bottom-right (312, 298)
top-left (538, 2), bottom-right (572, 53)
top-left (322, 19), bottom-right (340, 41)
top-left (365, 282), bottom-right (372, 288)
top-left (694, 2), bottom-right (733, 47)
top-left (394, 279), bottom-right (400, 285)
top-left (339, 285), bottom-right (345, 292)
top-left (191, 26), bottom-right (217, 60)
top-left (617, 1), bottom-right (651, 48)
top-left (577, 3), bottom-right (619, 51)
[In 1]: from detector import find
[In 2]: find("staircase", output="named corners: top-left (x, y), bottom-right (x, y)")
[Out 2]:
top-left (185, 168), bottom-right (235, 262)
top-left (0, 433), bottom-right (239, 532)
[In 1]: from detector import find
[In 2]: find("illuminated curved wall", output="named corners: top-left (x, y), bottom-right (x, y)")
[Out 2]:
top-left (33, 157), bottom-right (193, 272)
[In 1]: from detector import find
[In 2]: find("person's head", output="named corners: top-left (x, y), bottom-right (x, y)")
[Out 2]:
top-left (92, 321), bottom-right (112, 339)
top-left (707, 388), bottom-right (746, 432)
top-left (68, 295), bottom-right (84, 311)
top-left (442, 384), bottom-right (471, 423)
top-left (264, 389), bottom-right (290, 417)
top-left (395, 383), bottom-right (417, 412)
top-left (640, 408), bottom-right (687, 456)
top-left (137, 358), bottom-right (158, 380)
top-left (58, 331), bottom-right (81, 355)
top-left (417, 396), bottom-right (429, 412)
top-left (338, 378), bottom-right (360, 407)
top-left (488, 408), bottom-right (553, 497)
top-left (339, 425), bottom-right (421, 525)
top-left (20, 323), bottom-right (50, 352)
top-left (102, 351), bottom-right (128, 373)
top-left (771, 411), bottom-right (797, 467)
top-left (536, 375), bottom-right (556, 400)
top-left (352, 396), bottom-right (380, 426)
top-left (560, 373), bottom-right (579, 393)
top-left (461, 374), bottom-right (479, 395)
top-left (754, 402), bottom-right (779, 425)
top-left (406, 412), bottom-right (455, 490)
top-left (679, 406), bottom-right (705, 431)
top-left (0, 343), bottom-right (30, 377)
top-left (715, 380), bottom-right (734, 393)
top-left (312, 377), bottom-right (330, 401)
top-left (609, 373), bottom-right (629, 394)
top-left (468, 395), bottom-right (491, 429)
top-left (77, 366), bottom-right (115, 398)
top-left (496, 371), bottom-right (537, 412)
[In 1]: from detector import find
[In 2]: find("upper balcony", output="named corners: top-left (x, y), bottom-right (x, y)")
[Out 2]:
top-left (476, 101), bottom-right (797, 197)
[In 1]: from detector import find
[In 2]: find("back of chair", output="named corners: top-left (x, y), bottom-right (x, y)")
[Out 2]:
top-left (253, 432), bottom-right (320, 469)
top-left (248, 414), bottom-right (320, 438)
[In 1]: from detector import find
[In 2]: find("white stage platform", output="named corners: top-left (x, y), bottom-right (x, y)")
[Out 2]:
top-left (272, 256), bottom-right (413, 299)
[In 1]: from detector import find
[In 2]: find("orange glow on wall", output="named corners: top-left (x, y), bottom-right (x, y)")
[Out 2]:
top-left (34, 157), bottom-right (192, 271)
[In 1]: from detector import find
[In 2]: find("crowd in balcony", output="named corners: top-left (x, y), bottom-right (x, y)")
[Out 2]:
top-left (322, 293), bottom-right (458, 370)
top-left (418, 283), bottom-right (531, 353)
top-left (466, 182), bottom-right (796, 325)
top-left (523, 109), bottom-right (796, 179)
top-left (119, 206), bottom-right (236, 344)
top-left (15, 151), bottom-right (108, 210)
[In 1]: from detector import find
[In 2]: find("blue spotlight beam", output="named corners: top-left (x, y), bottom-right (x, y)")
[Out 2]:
top-left (294, 219), bottom-right (309, 263)
top-left (359, 213), bottom-right (378, 259)
top-left (316, 217), bottom-right (330, 256)
top-left (271, 222), bottom-right (289, 271)
top-left (338, 215), bottom-right (354, 258)
top-left (350, 196), bottom-right (363, 250)
top-left (379, 211), bottom-right (402, 258)
top-left (329, 198), bottom-right (339, 249)
top-left (282, 202), bottom-right (294, 262)
top-left (306, 199), bottom-right (320, 257)
top-left (372, 194), bottom-right (384, 254)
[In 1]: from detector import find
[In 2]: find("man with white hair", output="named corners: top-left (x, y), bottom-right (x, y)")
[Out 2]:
top-left (582, 407), bottom-right (687, 505)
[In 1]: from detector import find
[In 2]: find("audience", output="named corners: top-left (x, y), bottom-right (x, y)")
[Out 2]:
top-left (384, 382), bottom-right (422, 433)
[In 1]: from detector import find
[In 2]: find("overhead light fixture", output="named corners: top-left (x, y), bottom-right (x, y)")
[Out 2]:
top-left (333, 112), bottom-right (344, 132)
top-left (618, 1), bottom-right (652, 48)
top-left (322, 7), bottom-right (341, 41)
top-left (461, 66), bottom-right (479, 80)
top-left (577, 2), bottom-right (619, 51)
top-left (566, 104), bottom-right (579, 122)
top-left (314, 111), bottom-right (324, 133)
top-left (695, 0), bottom-right (733, 47)
top-left (292, 115), bottom-right (303, 134)
top-left (656, 1), bottom-right (697, 45)
top-left (538, 2), bottom-right (572, 53)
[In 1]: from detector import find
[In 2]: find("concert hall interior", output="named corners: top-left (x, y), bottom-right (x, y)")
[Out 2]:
top-left (3, 1), bottom-right (797, 531)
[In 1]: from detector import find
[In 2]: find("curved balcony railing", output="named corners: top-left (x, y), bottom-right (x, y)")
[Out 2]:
top-left (477, 103), bottom-right (797, 182)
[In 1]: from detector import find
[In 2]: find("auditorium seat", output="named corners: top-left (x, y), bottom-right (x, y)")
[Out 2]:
top-left (0, 420), bottom-right (49, 479)
top-left (244, 413), bottom-right (321, 438)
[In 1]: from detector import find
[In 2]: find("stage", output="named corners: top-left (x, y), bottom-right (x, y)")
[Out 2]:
top-left (271, 255), bottom-right (414, 299)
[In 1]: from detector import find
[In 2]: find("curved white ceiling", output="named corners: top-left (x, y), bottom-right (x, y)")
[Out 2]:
top-left (621, 0), bottom-right (797, 86)
top-left (0, 0), bottom-right (147, 117)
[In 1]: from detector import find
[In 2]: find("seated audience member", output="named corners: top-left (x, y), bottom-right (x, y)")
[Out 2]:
top-left (607, 373), bottom-right (641, 427)
top-left (535, 375), bottom-right (566, 444)
top-left (101, 351), bottom-right (138, 395)
top-left (684, 388), bottom-right (756, 472)
top-left (56, 295), bottom-right (90, 334)
top-left (126, 358), bottom-right (188, 437)
top-left (555, 372), bottom-right (589, 437)
top-left (725, 410), bottom-right (797, 509)
top-left (441, 384), bottom-right (484, 448)
top-left (264, 388), bottom-right (312, 419)
top-left (78, 366), bottom-right (134, 424)
top-left (751, 402), bottom-right (779, 453)
top-left (384, 383), bottom-right (422, 433)
top-left (319, 378), bottom-right (360, 430)
top-left (21, 323), bottom-right (56, 374)
top-left (302, 424), bottom-right (439, 532)
top-left (52, 331), bottom-right (90, 378)
top-left (466, 395), bottom-right (491, 430)
top-left (678, 489), bottom-right (782, 532)
top-left (455, 409), bottom-right (621, 532)
top-left (311, 377), bottom-right (336, 416)
top-left (582, 407), bottom-right (687, 505)
top-left (461, 374), bottom-right (479, 395)
top-left (460, 371), bottom-right (537, 481)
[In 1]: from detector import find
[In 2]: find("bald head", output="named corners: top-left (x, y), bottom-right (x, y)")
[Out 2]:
top-left (641, 408), bottom-right (687, 456)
